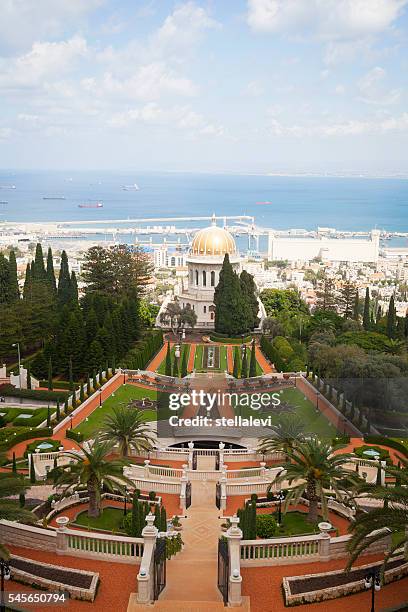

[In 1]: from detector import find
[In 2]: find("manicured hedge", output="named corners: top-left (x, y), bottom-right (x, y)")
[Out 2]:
top-left (364, 435), bottom-right (408, 459)
top-left (121, 330), bottom-right (164, 370)
top-left (0, 384), bottom-right (69, 402)
top-left (66, 429), bottom-right (84, 443)
top-left (25, 438), bottom-right (61, 457)
top-left (210, 332), bottom-right (252, 344)
top-left (39, 380), bottom-right (79, 391)
top-left (0, 426), bottom-right (53, 452)
top-left (12, 408), bottom-right (49, 427)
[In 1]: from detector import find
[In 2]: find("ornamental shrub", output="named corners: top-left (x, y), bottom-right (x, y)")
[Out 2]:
top-left (256, 514), bottom-right (277, 538)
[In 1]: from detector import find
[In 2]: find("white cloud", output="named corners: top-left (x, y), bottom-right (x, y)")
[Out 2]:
top-left (245, 81), bottom-right (264, 97)
top-left (268, 112), bottom-right (408, 137)
top-left (0, 127), bottom-right (12, 140)
top-left (0, 0), bottom-right (101, 52)
top-left (0, 36), bottom-right (88, 89)
top-left (247, 0), bottom-right (407, 38)
top-left (357, 66), bottom-right (401, 105)
top-left (151, 2), bottom-right (219, 57)
top-left (108, 103), bottom-right (224, 137)
top-left (335, 84), bottom-right (345, 95)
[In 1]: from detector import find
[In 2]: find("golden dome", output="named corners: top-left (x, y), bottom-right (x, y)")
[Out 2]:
top-left (190, 225), bottom-right (236, 257)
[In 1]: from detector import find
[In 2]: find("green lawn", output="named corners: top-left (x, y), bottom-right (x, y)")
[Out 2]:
top-left (232, 348), bottom-right (263, 376)
top-left (232, 387), bottom-right (337, 437)
top-left (194, 344), bottom-right (204, 369)
top-left (72, 384), bottom-right (157, 440)
top-left (219, 346), bottom-right (227, 371)
top-left (74, 507), bottom-right (126, 533)
top-left (157, 344), bottom-right (191, 375)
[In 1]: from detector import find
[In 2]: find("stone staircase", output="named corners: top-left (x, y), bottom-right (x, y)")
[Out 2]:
top-left (127, 594), bottom-right (251, 611)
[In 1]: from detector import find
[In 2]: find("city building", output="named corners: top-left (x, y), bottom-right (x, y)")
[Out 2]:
top-left (268, 230), bottom-right (380, 263)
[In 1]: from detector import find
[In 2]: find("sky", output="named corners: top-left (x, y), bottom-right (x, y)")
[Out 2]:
top-left (1, 0), bottom-right (408, 174)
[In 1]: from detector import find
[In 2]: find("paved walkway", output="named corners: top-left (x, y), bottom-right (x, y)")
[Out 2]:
top-left (255, 346), bottom-right (274, 374)
top-left (187, 343), bottom-right (196, 372)
top-left (227, 346), bottom-right (234, 374)
top-left (146, 343), bottom-right (172, 372)
top-left (160, 475), bottom-right (223, 603)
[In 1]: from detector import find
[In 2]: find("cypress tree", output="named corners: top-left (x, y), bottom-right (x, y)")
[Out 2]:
top-left (19, 492), bottom-right (25, 508)
top-left (172, 356), bottom-right (179, 378)
top-left (376, 459), bottom-right (382, 486)
top-left (386, 294), bottom-right (397, 339)
top-left (29, 456), bottom-right (36, 483)
top-left (160, 506), bottom-right (167, 532)
top-left (12, 452), bottom-right (17, 473)
top-left (64, 396), bottom-right (69, 416)
top-left (214, 254), bottom-right (250, 336)
top-left (23, 262), bottom-right (32, 299)
top-left (249, 340), bottom-right (257, 377)
top-left (70, 270), bottom-right (79, 304)
top-left (240, 270), bottom-right (259, 330)
top-left (80, 382), bottom-right (85, 403)
top-left (58, 250), bottom-right (72, 306)
top-left (46, 405), bottom-right (51, 427)
top-left (181, 348), bottom-right (188, 378)
top-left (363, 287), bottom-right (370, 330)
top-left (165, 342), bottom-right (172, 376)
top-left (88, 340), bottom-right (104, 374)
top-left (112, 355), bottom-right (116, 375)
top-left (33, 243), bottom-right (46, 280)
top-left (99, 365), bottom-right (103, 384)
top-left (93, 369), bottom-right (98, 390)
top-left (154, 504), bottom-right (161, 528)
top-left (0, 253), bottom-right (10, 304)
top-left (352, 291), bottom-right (360, 321)
top-left (7, 250), bottom-right (19, 302)
top-left (47, 358), bottom-right (53, 390)
top-left (26, 362), bottom-right (31, 389)
top-left (233, 346), bottom-right (240, 378)
top-left (241, 348), bottom-right (248, 378)
top-left (46, 247), bottom-right (57, 293)
top-left (87, 375), bottom-right (91, 395)
top-left (56, 400), bottom-right (60, 421)
top-left (68, 357), bottom-right (74, 392)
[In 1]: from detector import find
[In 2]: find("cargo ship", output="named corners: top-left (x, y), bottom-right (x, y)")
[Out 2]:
top-left (78, 201), bottom-right (103, 208)
top-left (121, 183), bottom-right (139, 191)
top-left (43, 196), bottom-right (65, 200)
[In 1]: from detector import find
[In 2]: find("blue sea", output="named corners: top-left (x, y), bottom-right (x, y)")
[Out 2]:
top-left (1, 171), bottom-right (407, 239)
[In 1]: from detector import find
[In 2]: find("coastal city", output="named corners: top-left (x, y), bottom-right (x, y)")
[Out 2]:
top-left (1, 1), bottom-right (408, 611)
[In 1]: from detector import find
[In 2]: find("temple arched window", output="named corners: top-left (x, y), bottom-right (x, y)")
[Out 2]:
top-left (211, 271), bottom-right (215, 286)
top-left (202, 270), bottom-right (207, 286)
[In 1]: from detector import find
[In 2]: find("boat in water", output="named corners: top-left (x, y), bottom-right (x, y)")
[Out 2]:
top-left (121, 183), bottom-right (140, 191)
top-left (0, 185), bottom-right (16, 189)
top-left (43, 196), bottom-right (65, 200)
top-left (78, 201), bottom-right (103, 208)
top-left (256, 201), bottom-right (273, 205)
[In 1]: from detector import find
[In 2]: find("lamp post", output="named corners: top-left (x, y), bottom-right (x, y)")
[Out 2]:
top-left (316, 390), bottom-right (320, 411)
top-left (99, 389), bottom-right (102, 407)
top-left (124, 487), bottom-right (128, 516)
top-left (343, 417), bottom-right (347, 436)
top-left (0, 558), bottom-right (11, 612)
top-left (70, 416), bottom-right (73, 430)
top-left (277, 490), bottom-right (285, 525)
top-left (364, 569), bottom-right (381, 612)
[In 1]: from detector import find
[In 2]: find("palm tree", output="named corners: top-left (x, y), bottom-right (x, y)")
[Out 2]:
top-left (0, 473), bottom-right (35, 558)
top-left (99, 406), bottom-right (154, 457)
top-left (270, 437), bottom-right (358, 523)
top-left (54, 440), bottom-right (134, 518)
top-left (347, 458), bottom-right (408, 570)
top-left (258, 412), bottom-right (305, 459)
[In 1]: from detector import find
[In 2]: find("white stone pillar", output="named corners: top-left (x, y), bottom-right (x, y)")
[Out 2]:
top-left (180, 468), bottom-right (188, 512)
top-left (220, 473), bottom-right (227, 511)
top-left (144, 459), bottom-right (150, 479)
top-left (55, 516), bottom-right (69, 554)
top-left (318, 521), bottom-right (332, 561)
top-left (137, 513), bottom-right (159, 604)
top-left (226, 516), bottom-right (243, 607)
top-left (260, 461), bottom-right (266, 479)
top-left (188, 441), bottom-right (194, 470)
top-left (219, 442), bottom-right (225, 471)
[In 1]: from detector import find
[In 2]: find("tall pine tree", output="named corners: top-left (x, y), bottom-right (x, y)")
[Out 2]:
top-left (46, 247), bottom-right (57, 294)
top-left (7, 250), bottom-right (19, 302)
top-left (386, 294), bottom-right (397, 339)
top-left (363, 287), bottom-right (370, 330)
top-left (214, 254), bottom-right (251, 336)
top-left (58, 250), bottom-right (72, 306)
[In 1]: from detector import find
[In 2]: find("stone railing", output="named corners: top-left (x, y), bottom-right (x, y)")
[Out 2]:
top-left (123, 470), bottom-right (182, 496)
top-left (0, 518), bottom-right (144, 564)
top-left (239, 527), bottom-right (391, 567)
top-left (226, 479), bottom-right (281, 496)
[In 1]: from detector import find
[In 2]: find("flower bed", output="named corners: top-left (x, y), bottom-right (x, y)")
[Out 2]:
top-left (283, 556), bottom-right (408, 606)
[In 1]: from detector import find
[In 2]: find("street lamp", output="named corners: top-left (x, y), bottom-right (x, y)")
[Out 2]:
top-left (70, 416), bottom-right (73, 430)
top-left (11, 342), bottom-right (22, 402)
top-left (364, 569), bottom-right (381, 612)
top-left (99, 389), bottom-right (102, 407)
top-left (0, 558), bottom-right (11, 612)
top-left (316, 390), bottom-right (320, 411)
top-left (343, 417), bottom-right (347, 436)
top-left (277, 490), bottom-right (285, 525)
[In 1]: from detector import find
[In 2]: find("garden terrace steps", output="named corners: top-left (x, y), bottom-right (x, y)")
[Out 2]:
top-left (127, 596), bottom-right (251, 611)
